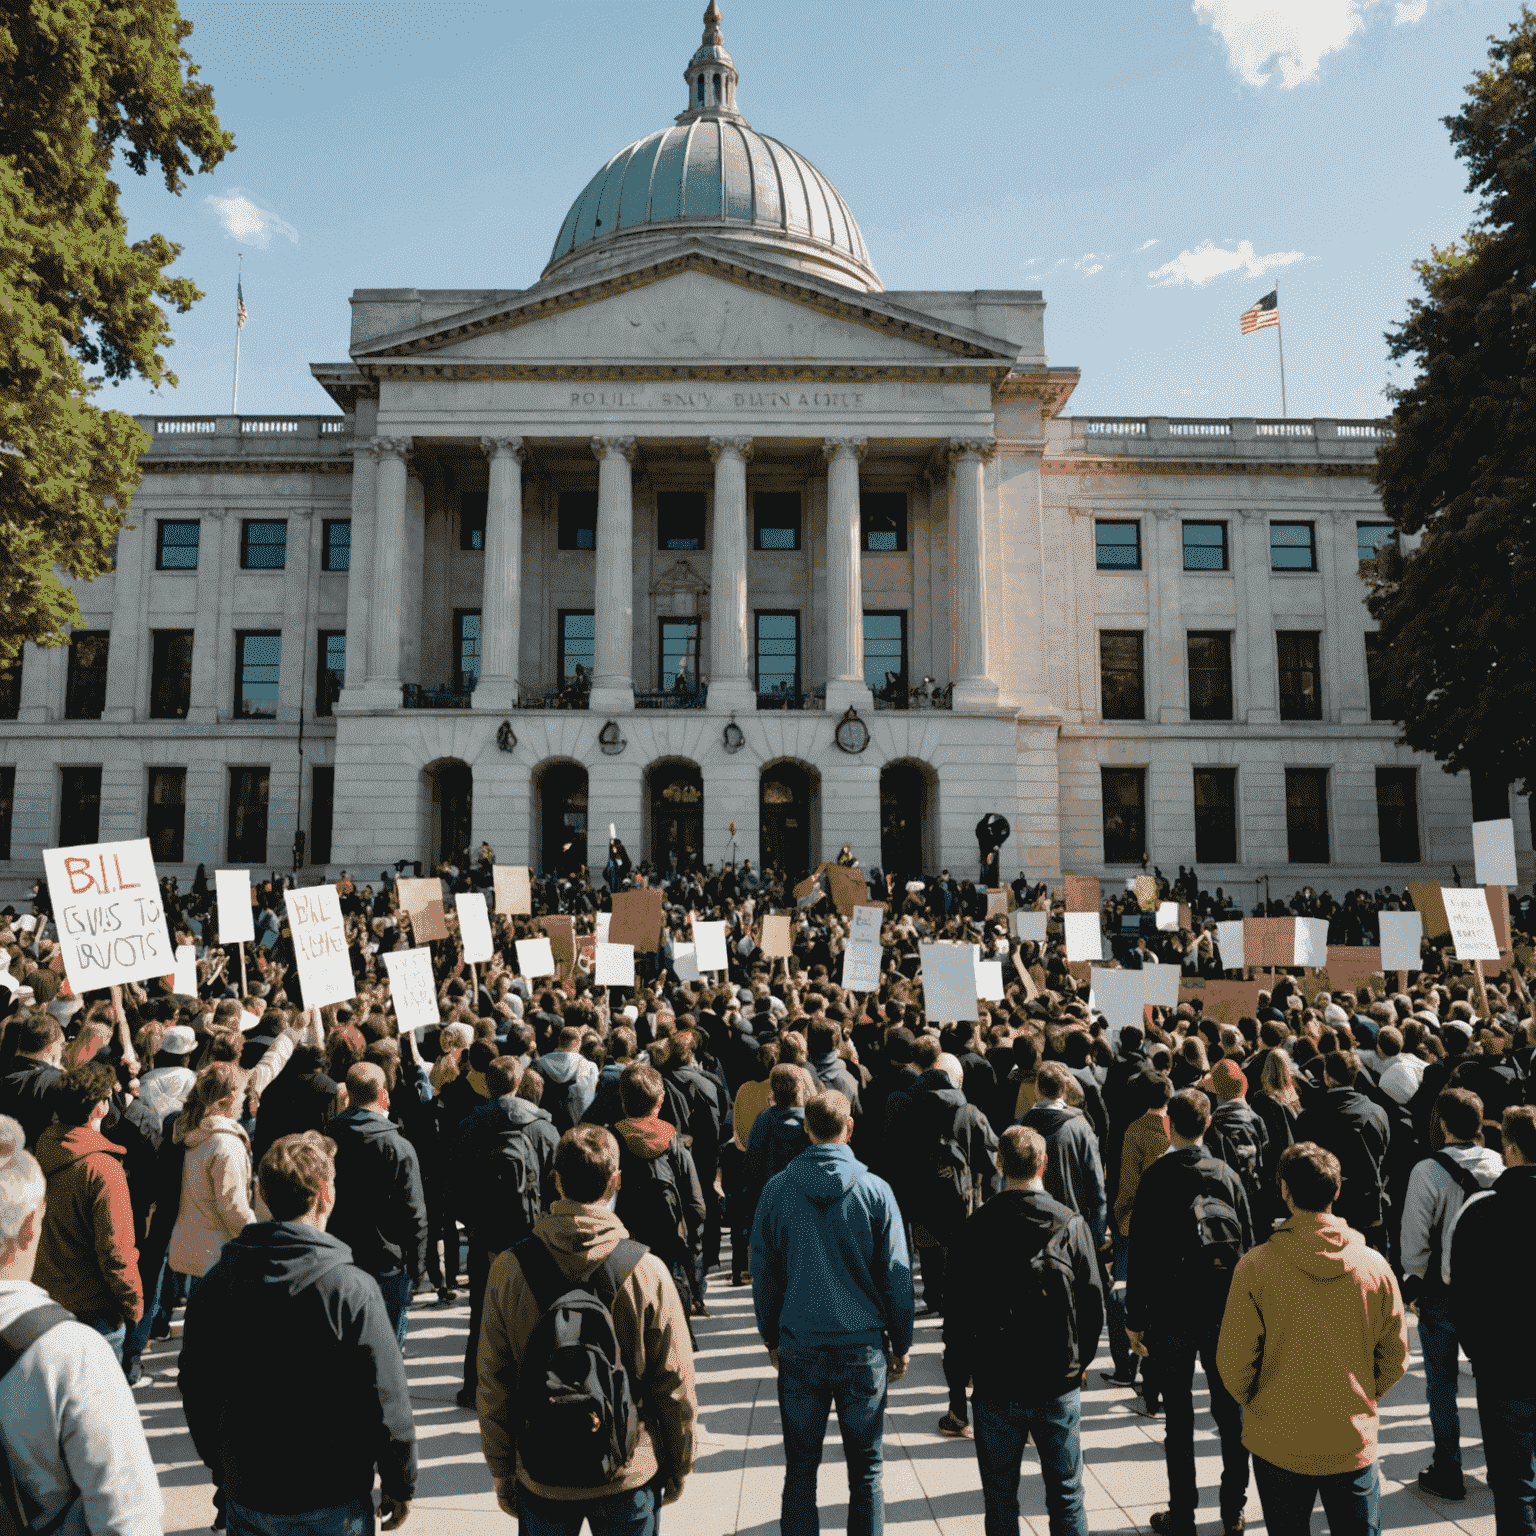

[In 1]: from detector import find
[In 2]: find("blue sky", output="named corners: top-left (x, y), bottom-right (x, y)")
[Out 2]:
top-left (107, 0), bottom-right (1508, 422)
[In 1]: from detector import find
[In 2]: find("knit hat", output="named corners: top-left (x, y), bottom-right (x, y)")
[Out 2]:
top-left (1199, 1058), bottom-right (1248, 1101)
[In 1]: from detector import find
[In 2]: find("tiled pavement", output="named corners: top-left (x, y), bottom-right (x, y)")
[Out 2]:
top-left (137, 1282), bottom-right (1498, 1535)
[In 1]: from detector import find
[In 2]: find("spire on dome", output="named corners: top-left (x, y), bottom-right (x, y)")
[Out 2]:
top-left (702, 1), bottom-right (723, 45)
top-left (676, 1), bottom-right (744, 124)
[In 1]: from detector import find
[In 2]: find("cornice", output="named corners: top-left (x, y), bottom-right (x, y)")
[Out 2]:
top-left (355, 360), bottom-right (1011, 387)
top-left (139, 458), bottom-right (354, 477)
top-left (995, 368), bottom-right (1080, 419)
top-left (1044, 456), bottom-right (1374, 480)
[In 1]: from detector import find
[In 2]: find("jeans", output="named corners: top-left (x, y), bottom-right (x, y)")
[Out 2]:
top-left (1104, 1240), bottom-right (1136, 1382)
top-left (123, 1240), bottom-right (176, 1380)
top-left (972, 1389), bottom-right (1087, 1536)
top-left (1476, 1386), bottom-right (1536, 1536)
top-left (463, 1241), bottom-right (494, 1395)
top-left (1155, 1328), bottom-right (1247, 1525)
top-left (374, 1270), bottom-right (412, 1353)
top-left (777, 1342), bottom-right (888, 1536)
top-left (519, 1483), bottom-right (660, 1536)
top-left (1252, 1455), bottom-right (1380, 1536)
top-left (226, 1496), bottom-right (373, 1536)
top-left (1418, 1294), bottom-right (1463, 1471)
top-left (80, 1313), bottom-right (127, 1372)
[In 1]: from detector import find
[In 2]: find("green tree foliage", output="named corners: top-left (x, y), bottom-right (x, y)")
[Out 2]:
top-left (1369, 6), bottom-right (1535, 795)
top-left (0, 1), bottom-right (233, 662)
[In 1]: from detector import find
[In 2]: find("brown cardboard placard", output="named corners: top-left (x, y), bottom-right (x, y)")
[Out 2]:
top-left (825, 865), bottom-right (869, 916)
top-left (1133, 874), bottom-right (1158, 911)
top-left (986, 889), bottom-right (1009, 918)
top-left (1065, 959), bottom-right (1093, 986)
top-left (1408, 881), bottom-right (1451, 942)
top-left (1322, 946), bottom-right (1387, 994)
top-left (493, 865), bottom-right (532, 916)
top-left (1486, 886), bottom-right (1512, 956)
top-left (1179, 904), bottom-right (1192, 932)
top-left (610, 889), bottom-right (664, 953)
top-left (1064, 875), bottom-right (1100, 913)
top-left (1200, 980), bottom-right (1260, 1024)
top-left (397, 878), bottom-right (448, 942)
top-left (760, 913), bottom-right (792, 959)
top-left (538, 914), bottom-right (575, 964)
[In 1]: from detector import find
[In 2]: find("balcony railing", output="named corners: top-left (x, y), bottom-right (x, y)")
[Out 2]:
top-left (635, 684), bottom-right (708, 710)
top-left (872, 680), bottom-right (954, 712)
top-left (402, 674), bottom-right (477, 710)
top-left (756, 686), bottom-right (824, 711)
top-left (514, 685), bottom-right (589, 710)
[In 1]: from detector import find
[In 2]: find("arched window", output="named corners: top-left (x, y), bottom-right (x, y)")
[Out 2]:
top-left (713, 72), bottom-right (722, 102)
top-left (697, 76), bottom-right (705, 103)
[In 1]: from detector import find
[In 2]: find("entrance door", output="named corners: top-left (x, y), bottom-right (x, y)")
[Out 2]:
top-left (430, 763), bottom-right (473, 871)
top-left (880, 764), bottom-right (925, 880)
top-left (540, 764), bottom-right (589, 876)
top-left (650, 764), bottom-right (703, 873)
top-left (760, 764), bottom-right (811, 883)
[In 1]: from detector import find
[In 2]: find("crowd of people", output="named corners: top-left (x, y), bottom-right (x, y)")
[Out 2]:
top-left (1, 847), bottom-right (1535, 1536)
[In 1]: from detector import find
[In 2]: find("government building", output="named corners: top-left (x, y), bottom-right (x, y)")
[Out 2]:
top-left (3, 5), bottom-right (1530, 902)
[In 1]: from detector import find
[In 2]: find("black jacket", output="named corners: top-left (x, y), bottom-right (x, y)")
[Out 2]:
top-left (252, 1065), bottom-right (339, 1169)
top-left (0, 1058), bottom-right (63, 1150)
top-left (326, 1108), bottom-right (429, 1280)
top-left (1450, 1164), bottom-right (1536, 1386)
top-left (1294, 1087), bottom-right (1391, 1231)
top-left (179, 1222), bottom-right (417, 1514)
top-left (449, 1094), bottom-right (560, 1252)
top-left (885, 1071), bottom-right (1001, 1238)
top-left (1016, 1100), bottom-right (1108, 1249)
top-left (943, 1188), bottom-right (1104, 1403)
top-left (855, 1063), bottom-right (918, 1176)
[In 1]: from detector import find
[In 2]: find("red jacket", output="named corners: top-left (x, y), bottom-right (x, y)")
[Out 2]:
top-left (33, 1122), bottom-right (143, 1325)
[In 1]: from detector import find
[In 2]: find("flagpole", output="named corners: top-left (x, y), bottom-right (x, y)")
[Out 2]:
top-left (231, 252), bottom-right (243, 415)
top-left (1274, 277), bottom-right (1288, 418)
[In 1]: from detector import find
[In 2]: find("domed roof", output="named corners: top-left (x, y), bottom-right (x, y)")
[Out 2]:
top-left (543, 6), bottom-right (881, 294)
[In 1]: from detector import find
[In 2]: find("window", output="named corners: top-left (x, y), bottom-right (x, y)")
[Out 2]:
top-left (861, 492), bottom-right (907, 553)
top-left (754, 492), bottom-right (801, 551)
top-left (1277, 631), bottom-right (1322, 720)
top-left (1357, 522), bottom-right (1396, 566)
top-left (862, 611), bottom-right (907, 699)
top-left (156, 520), bottom-right (201, 571)
top-left (235, 631), bottom-right (281, 719)
top-left (755, 611), bottom-right (800, 702)
top-left (0, 654), bottom-right (20, 720)
top-left (1095, 521), bottom-right (1140, 571)
top-left (659, 618), bottom-right (701, 692)
top-left (312, 766), bottom-right (335, 866)
top-left (1376, 768), bottom-right (1421, 863)
top-left (316, 631), bottom-right (345, 716)
top-left (657, 492), bottom-right (705, 551)
top-left (0, 767), bottom-right (13, 859)
top-left (1099, 630), bottom-right (1145, 720)
top-left (64, 632), bottom-right (109, 720)
top-left (1285, 768), bottom-right (1331, 863)
top-left (1270, 521), bottom-right (1316, 571)
top-left (1470, 768), bottom-right (1509, 824)
top-left (1187, 632), bottom-right (1234, 721)
top-left (1363, 633), bottom-right (1402, 721)
top-left (455, 610), bottom-right (482, 689)
top-left (149, 631), bottom-right (193, 719)
top-left (1101, 768), bottom-right (1146, 864)
top-left (1194, 767), bottom-right (1238, 863)
top-left (558, 610), bottom-right (595, 684)
top-left (227, 768), bottom-right (269, 863)
top-left (558, 491), bottom-right (598, 550)
top-left (241, 520), bottom-right (288, 570)
top-left (459, 493), bottom-right (487, 552)
top-left (59, 766), bottom-right (102, 847)
top-left (147, 768), bottom-right (186, 862)
top-left (1182, 521), bottom-right (1228, 572)
top-left (322, 519), bottom-right (351, 572)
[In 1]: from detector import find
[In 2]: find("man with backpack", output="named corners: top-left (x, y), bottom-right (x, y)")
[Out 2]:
top-left (475, 1124), bottom-right (697, 1532)
top-left (653, 1032), bottom-right (726, 1314)
top-left (450, 1054), bottom-right (560, 1412)
top-left (529, 1026), bottom-right (598, 1132)
top-left (1125, 1088), bottom-right (1255, 1536)
top-left (1200, 1060), bottom-right (1271, 1228)
top-left (942, 1124), bottom-right (1104, 1536)
top-left (1016, 1063), bottom-right (1108, 1251)
top-left (1294, 1050), bottom-right (1391, 1251)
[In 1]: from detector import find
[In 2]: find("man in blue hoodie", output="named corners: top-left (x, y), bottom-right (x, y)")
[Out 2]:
top-left (751, 1088), bottom-right (914, 1536)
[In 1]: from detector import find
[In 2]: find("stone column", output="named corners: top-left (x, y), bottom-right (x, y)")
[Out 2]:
top-left (102, 514), bottom-right (147, 723)
top-left (1238, 507), bottom-right (1278, 723)
top-left (276, 507), bottom-right (315, 722)
top-left (477, 435), bottom-right (526, 710)
top-left (707, 435), bottom-right (753, 712)
top-left (1151, 507), bottom-right (1188, 723)
top-left (822, 437), bottom-right (871, 713)
top-left (340, 434), bottom-right (378, 697)
top-left (590, 437), bottom-right (637, 713)
top-left (949, 437), bottom-right (999, 710)
top-left (187, 508), bottom-right (228, 724)
top-left (364, 436), bottom-right (412, 702)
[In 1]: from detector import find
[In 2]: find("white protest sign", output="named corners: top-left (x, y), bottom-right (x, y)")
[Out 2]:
top-left (284, 885), bottom-right (356, 1008)
top-left (1089, 967), bottom-right (1145, 1039)
top-left (670, 943), bottom-right (701, 983)
top-left (215, 869), bottom-right (255, 945)
top-left (595, 942), bottom-right (636, 988)
top-left (1293, 917), bottom-right (1330, 969)
top-left (1214, 921), bottom-right (1246, 970)
top-left (515, 937), bottom-right (556, 978)
top-left (692, 920), bottom-right (729, 973)
top-left (975, 956), bottom-right (1005, 1003)
top-left (455, 892), bottom-right (494, 964)
top-left (842, 947), bottom-right (882, 993)
top-left (383, 947), bottom-right (440, 1033)
top-left (986, 889), bottom-right (1008, 917)
top-left (596, 912), bottom-right (612, 945)
top-left (919, 942), bottom-right (979, 1023)
top-left (1141, 963), bottom-right (1181, 1008)
top-left (1062, 912), bottom-right (1102, 962)
top-left (850, 905), bottom-right (884, 947)
top-left (1473, 819), bottom-right (1519, 888)
top-left (1378, 910), bottom-right (1424, 972)
top-left (1155, 902), bottom-right (1180, 933)
top-left (44, 838), bottom-right (173, 992)
top-left (1442, 887), bottom-right (1501, 962)
top-left (1012, 910), bottom-right (1048, 942)
top-left (172, 944), bottom-right (198, 999)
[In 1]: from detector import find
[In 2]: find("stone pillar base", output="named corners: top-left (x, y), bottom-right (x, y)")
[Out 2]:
top-left (588, 684), bottom-right (635, 714)
top-left (472, 678), bottom-right (519, 712)
top-left (952, 677), bottom-right (1001, 711)
top-left (705, 677), bottom-right (755, 714)
top-left (824, 679), bottom-right (873, 714)
top-left (344, 683), bottom-right (402, 713)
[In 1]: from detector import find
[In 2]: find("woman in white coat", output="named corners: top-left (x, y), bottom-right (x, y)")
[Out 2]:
top-left (168, 1061), bottom-right (257, 1289)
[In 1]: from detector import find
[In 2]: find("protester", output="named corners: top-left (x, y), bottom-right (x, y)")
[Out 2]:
top-left (167, 1061), bottom-right (258, 1289)
top-left (0, 1013), bottom-right (65, 1150)
top-left (1016, 1063), bottom-right (1108, 1251)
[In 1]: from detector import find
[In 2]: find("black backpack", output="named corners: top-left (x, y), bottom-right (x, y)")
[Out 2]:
top-left (1178, 1178), bottom-right (1247, 1309)
top-left (916, 1101), bottom-right (973, 1242)
top-left (536, 1069), bottom-right (582, 1135)
top-left (1207, 1101), bottom-right (1267, 1215)
top-left (460, 1119), bottom-right (542, 1253)
top-left (0, 1303), bottom-right (75, 1536)
top-left (511, 1236), bottom-right (647, 1489)
top-left (976, 1214), bottom-right (1081, 1384)
top-left (1425, 1150), bottom-right (1497, 1294)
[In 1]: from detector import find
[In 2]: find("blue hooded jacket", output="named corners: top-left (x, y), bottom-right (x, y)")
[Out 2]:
top-left (750, 1142), bottom-right (914, 1356)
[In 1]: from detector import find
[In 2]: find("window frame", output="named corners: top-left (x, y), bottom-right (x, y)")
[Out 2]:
top-left (155, 519), bottom-right (201, 572)
top-left (226, 767), bottom-right (270, 865)
top-left (322, 518), bottom-right (351, 572)
top-left (1099, 629), bottom-right (1146, 721)
top-left (311, 765), bottom-right (335, 866)
top-left (240, 519), bottom-right (288, 571)
top-left (459, 492), bottom-right (487, 553)
top-left (656, 491), bottom-right (706, 552)
top-left (658, 617), bottom-right (702, 693)
top-left (1193, 767), bottom-right (1239, 864)
top-left (753, 491), bottom-right (802, 551)
top-left (1363, 632), bottom-right (1398, 721)
top-left (454, 609), bottom-right (482, 691)
top-left (1101, 767), bottom-right (1147, 864)
top-left (1095, 520), bottom-right (1142, 572)
top-left (316, 630), bottom-right (346, 717)
top-left (147, 767), bottom-right (187, 863)
top-left (59, 765), bottom-right (103, 847)
top-left (1181, 520), bottom-right (1229, 572)
top-left (1186, 631), bottom-right (1234, 722)
top-left (1269, 520), bottom-right (1317, 573)
top-left (557, 491), bottom-right (598, 552)
top-left (1276, 630), bottom-right (1323, 721)
top-left (860, 492), bottom-right (908, 554)
top-left (1284, 767), bottom-right (1331, 864)
top-left (557, 609), bottom-right (595, 684)
top-left (1375, 767), bottom-right (1422, 863)
top-left (234, 630), bottom-right (282, 720)
top-left (754, 609), bottom-right (801, 701)
top-left (1356, 521), bottom-right (1396, 567)
top-left (862, 609), bottom-right (908, 699)
top-left (64, 631), bottom-right (110, 721)
top-left (149, 630), bottom-right (194, 720)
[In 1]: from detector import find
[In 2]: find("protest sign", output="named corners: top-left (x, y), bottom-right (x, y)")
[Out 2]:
top-left (1012, 910), bottom-right (1048, 942)
top-left (842, 946), bottom-right (882, 993)
top-left (1378, 911), bottom-right (1424, 973)
top-left (492, 865), bottom-right (532, 916)
top-left (1442, 887), bottom-right (1500, 962)
top-left (1133, 875), bottom-right (1158, 911)
top-left (1408, 882), bottom-right (1451, 941)
top-left (397, 878), bottom-right (448, 942)
top-left (1155, 902), bottom-right (1180, 933)
top-left (692, 920), bottom-right (729, 973)
top-left (975, 958), bottom-right (1005, 1003)
top-left (1141, 963), bottom-right (1181, 1008)
top-left (1064, 875), bottom-right (1100, 913)
top-left (172, 944), bottom-right (197, 1000)
top-left (44, 838), bottom-right (173, 993)
top-left (671, 943), bottom-right (701, 983)
top-left (455, 893), bottom-right (494, 964)
top-left (595, 912), bottom-right (611, 944)
top-left (1200, 980), bottom-right (1260, 1024)
top-left (985, 889), bottom-right (1009, 918)
top-left (1294, 917), bottom-right (1330, 970)
top-left (516, 937), bottom-right (556, 978)
top-left (383, 948), bottom-right (440, 1033)
top-left (824, 865), bottom-right (868, 917)
top-left (595, 943), bottom-right (636, 988)
top-left (1214, 921), bottom-right (1245, 970)
top-left (1062, 913), bottom-right (1101, 961)
top-left (214, 869), bottom-right (255, 945)
top-left (610, 889), bottom-right (664, 952)
top-left (1473, 819), bottom-right (1519, 888)
top-left (539, 914), bottom-right (575, 963)
top-left (1322, 947), bottom-right (1386, 994)
top-left (919, 942), bottom-right (978, 1023)
top-left (284, 885), bottom-right (357, 1008)
top-left (760, 914), bottom-right (792, 959)
top-left (1090, 967), bottom-right (1144, 1038)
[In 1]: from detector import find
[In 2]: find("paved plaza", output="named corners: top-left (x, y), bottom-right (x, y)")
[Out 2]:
top-left (135, 1279), bottom-right (1496, 1536)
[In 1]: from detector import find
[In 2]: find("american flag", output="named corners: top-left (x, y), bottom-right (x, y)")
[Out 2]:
top-left (236, 276), bottom-right (248, 331)
top-left (1240, 290), bottom-right (1279, 335)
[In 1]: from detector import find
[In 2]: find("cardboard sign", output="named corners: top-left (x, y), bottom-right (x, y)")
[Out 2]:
top-left (1322, 946), bottom-right (1386, 994)
top-left (1442, 887), bottom-right (1501, 962)
top-left (975, 958), bottom-right (1005, 1003)
top-left (595, 912), bottom-right (611, 945)
top-left (1133, 874), bottom-right (1158, 911)
top-left (515, 937), bottom-right (556, 978)
top-left (610, 889), bottom-right (664, 952)
top-left (842, 946), bottom-right (883, 993)
top-left (825, 865), bottom-right (868, 917)
top-left (539, 914), bottom-right (575, 963)
top-left (172, 944), bottom-right (198, 1000)
top-left (1064, 875), bottom-right (1100, 913)
top-left (44, 838), bottom-right (174, 993)
top-left (671, 942), bottom-right (701, 983)
top-left (1486, 886), bottom-right (1512, 956)
top-left (1090, 967), bottom-right (1145, 1037)
top-left (1063, 912), bottom-right (1102, 962)
top-left (1378, 911), bottom-right (1424, 973)
top-left (397, 877), bottom-right (448, 942)
top-left (493, 865), bottom-right (532, 916)
top-left (1012, 910), bottom-right (1048, 942)
top-left (383, 948), bottom-right (440, 1032)
top-left (214, 869), bottom-right (255, 945)
top-left (1141, 963), bottom-right (1182, 1008)
top-left (1473, 819), bottom-right (1519, 888)
top-left (1215, 921), bottom-right (1246, 970)
top-left (692, 920), bottom-right (729, 974)
top-left (455, 892), bottom-right (494, 965)
top-left (1155, 902), bottom-right (1180, 933)
top-left (920, 941), bottom-right (978, 1024)
top-left (284, 885), bottom-right (357, 1008)
top-left (1201, 980), bottom-right (1260, 1024)
top-left (1409, 881), bottom-right (1451, 942)
top-left (760, 914), bottom-right (792, 959)
top-left (595, 942), bottom-right (636, 988)
top-left (986, 889), bottom-right (1009, 918)
top-left (1294, 917), bottom-right (1330, 970)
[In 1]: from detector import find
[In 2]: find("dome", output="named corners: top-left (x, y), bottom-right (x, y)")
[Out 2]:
top-left (542, 6), bottom-right (882, 294)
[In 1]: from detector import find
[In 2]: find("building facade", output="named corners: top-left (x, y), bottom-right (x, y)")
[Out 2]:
top-left (2, 6), bottom-right (1529, 902)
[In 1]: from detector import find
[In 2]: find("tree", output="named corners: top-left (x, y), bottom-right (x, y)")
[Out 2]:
top-left (1368, 6), bottom-right (1535, 796)
top-left (0, 1), bottom-right (233, 663)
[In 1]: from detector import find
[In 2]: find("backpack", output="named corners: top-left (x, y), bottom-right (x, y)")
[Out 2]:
top-left (915, 1101), bottom-right (973, 1242)
top-left (461, 1118), bottom-right (542, 1253)
top-left (974, 1213), bottom-right (1081, 1384)
top-left (1177, 1176), bottom-right (1247, 1310)
top-left (1207, 1101), bottom-right (1267, 1216)
top-left (0, 1303), bottom-right (76, 1536)
top-left (510, 1236), bottom-right (647, 1489)
top-left (536, 1069), bottom-right (582, 1136)
top-left (1424, 1150), bottom-right (1498, 1294)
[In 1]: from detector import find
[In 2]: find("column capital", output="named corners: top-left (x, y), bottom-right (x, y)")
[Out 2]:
top-left (288, 505), bottom-right (316, 522)
top-left (707, 435), bottom-right (754, 465)
top-left (373, 434), bottom-right (413, 462)
top-left (591, 435), bottom-right (638, 463)
top-left (1239, 506), bottom-right (1270, 524)
top-left (204, 507), bottom-right (230, 521)
top-left (821, 436), bottom-right (867, 464)
top-left (480, 435), bottom-right (526, 462)
top-left (946, 436), bottom-right (997, 464)
top-left (1148, 505), bottom-right (1179, 523)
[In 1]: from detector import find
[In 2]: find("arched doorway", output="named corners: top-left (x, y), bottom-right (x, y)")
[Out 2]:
top-left (536, 760), bottom-right (589, 876)
top-left (880, 762), bottom-right (929, 881)
top-left (424, 760), bottom-right (473, 872)
top-left (648, 761), bottom-right (703, 874)
top-left (760, 761), bottom-right (815, 885)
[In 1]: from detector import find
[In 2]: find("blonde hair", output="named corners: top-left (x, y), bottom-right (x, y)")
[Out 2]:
top-left (1261, 1048), bottom-right (1302, 1113)
top-left (0, 1115), bottom-right (45, 1257)
top-left (175, 1061), bottom-right (248, 1141)
top-left (62, 1021), bottom-right (112, 1070)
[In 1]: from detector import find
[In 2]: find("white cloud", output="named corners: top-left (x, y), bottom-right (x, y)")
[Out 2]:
top-left (206, 192), bottom-right (298, 248)
top-left (1148, 238), bottom-right (1306, 286)
top-left (1393, 0), bottom-right (1427, 20)
top-left (1192, 0), bottom-right (1427, 88)
top-left (1137, 238), bottom-right (1160, 251)
top-left (1074, 252), bottom-right (1108, 276)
